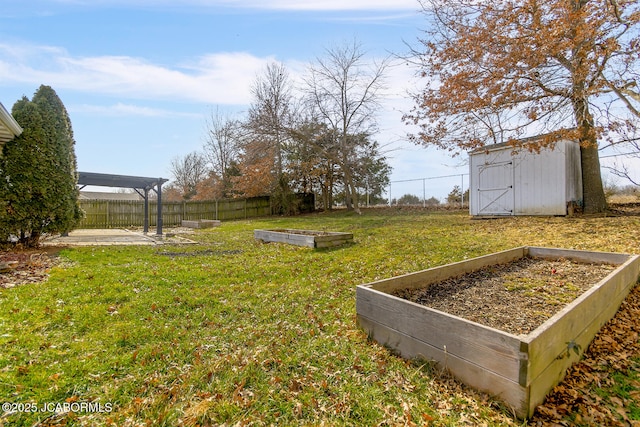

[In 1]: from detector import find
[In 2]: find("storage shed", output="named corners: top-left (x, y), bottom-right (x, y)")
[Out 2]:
top-left (469, 138), bottom-right (583, 216)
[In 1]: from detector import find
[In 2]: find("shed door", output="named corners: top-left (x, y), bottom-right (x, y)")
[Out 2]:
top-left (477, 161), bottom-right (514, 215)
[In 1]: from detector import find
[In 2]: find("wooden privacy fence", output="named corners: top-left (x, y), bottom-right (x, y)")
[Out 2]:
top-left (78, 196), bottom-right (275, 229)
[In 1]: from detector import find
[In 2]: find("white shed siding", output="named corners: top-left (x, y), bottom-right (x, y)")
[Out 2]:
top-left (469, 139), bottom-right (582, 216)
top-left (513, 146), bottom-right (566, 215)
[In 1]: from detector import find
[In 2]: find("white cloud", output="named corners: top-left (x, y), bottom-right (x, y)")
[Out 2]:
top-left (70, 102), bottom-right (201, 118)
top-left (0, 40), bottom-right (416, 119)
top-left (0, 43), bottom-right (275, 105)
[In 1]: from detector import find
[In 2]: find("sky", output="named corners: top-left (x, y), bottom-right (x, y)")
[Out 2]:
top-left (0, 0), bottom-right (635, 202)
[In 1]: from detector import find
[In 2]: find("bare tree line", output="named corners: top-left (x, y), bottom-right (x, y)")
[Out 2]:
top-left (169, 39), bottom-right (392, 214)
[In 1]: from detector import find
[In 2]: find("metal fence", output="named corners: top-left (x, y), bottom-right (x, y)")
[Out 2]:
top-left (78, 196), bottom-right (275, 229)
top-left (388, 173), bottom-right (469, 207)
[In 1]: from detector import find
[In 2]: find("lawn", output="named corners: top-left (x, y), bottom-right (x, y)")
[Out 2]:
top-left (0, 208), bottom-right (639, 426)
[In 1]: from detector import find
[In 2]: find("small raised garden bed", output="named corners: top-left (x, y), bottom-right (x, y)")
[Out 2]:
top-left (254, 229), bottom-right (353, 248)
top-left (181, 219), bottom-right (221, 229)
top-left (356, 246), bottom-right (640, 418)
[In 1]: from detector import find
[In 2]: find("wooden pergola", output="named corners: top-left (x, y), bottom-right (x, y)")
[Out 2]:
top-left (78, 172), bottom-right (169, 235)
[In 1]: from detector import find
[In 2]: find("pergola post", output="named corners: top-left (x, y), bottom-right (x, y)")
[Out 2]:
top-left (156, 180), bottom-right (163, 236)
top-left (143, 188), bottom-right (149, 234)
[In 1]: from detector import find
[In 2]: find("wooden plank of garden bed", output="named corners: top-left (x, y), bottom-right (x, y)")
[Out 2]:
top-left (254, 230), bottom-right (315, 247)
top-left (357, 314), bottom-right (528, 417)
top-left (356, 285), bottom-right (523, 380)
top-left (284, 233), bottom-right (315, 247)
top-left (182, 220), bottom-right (221, 229)
top-left (315, 236), bottom-right (353, 248)
top-left (526, 246), bottom-right (632, 265)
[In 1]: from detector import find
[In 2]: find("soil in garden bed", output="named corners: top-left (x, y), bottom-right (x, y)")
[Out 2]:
top-left (391, 257), bottom-right (618, 335)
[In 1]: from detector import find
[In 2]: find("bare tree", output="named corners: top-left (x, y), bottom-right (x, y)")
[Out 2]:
top-left (246, 62), bottom-right (297, 212)
top-left (203, 106), bottom-right (242, 197)
top-left (303, 39), bottom-right (390, 213)
top-left (169, 151), bottom-right (208, 200)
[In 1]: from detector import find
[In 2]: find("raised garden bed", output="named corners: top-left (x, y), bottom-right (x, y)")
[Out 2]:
top-left (181, 219), bottom-right (221, 229)
top-left (254, 229), bottom-right (353, 248)
top-left (356, 246), bottom-right (640, 418)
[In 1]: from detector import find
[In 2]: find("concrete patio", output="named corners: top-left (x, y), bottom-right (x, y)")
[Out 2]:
top-left (42, 229), bottom-right (196, 246)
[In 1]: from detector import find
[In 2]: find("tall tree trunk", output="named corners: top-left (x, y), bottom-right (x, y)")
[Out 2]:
top-left (321, 185), bottom-right (328, 210)
top-left (329, 162), bottom-right (335, 210)
top-left (342, 149), bottom-right (354, 211)
top-left (343, 181), bottom-right (353, 210)
top-left (574, 96), bottom-right (607, 214)
top-left (580, 144), bottom-right (607, 214)
top-left (327, 171), bottom-right (334, 210)
top-left (349, 180), bottom-right (361, 214)
top-left (569, 2), bottom-right (607, 214)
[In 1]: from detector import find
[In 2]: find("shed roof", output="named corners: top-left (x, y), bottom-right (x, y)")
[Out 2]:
top-left (469, 134), bottom-right (578, 155)
top-left (0, 102), bottom-right (23, 145)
